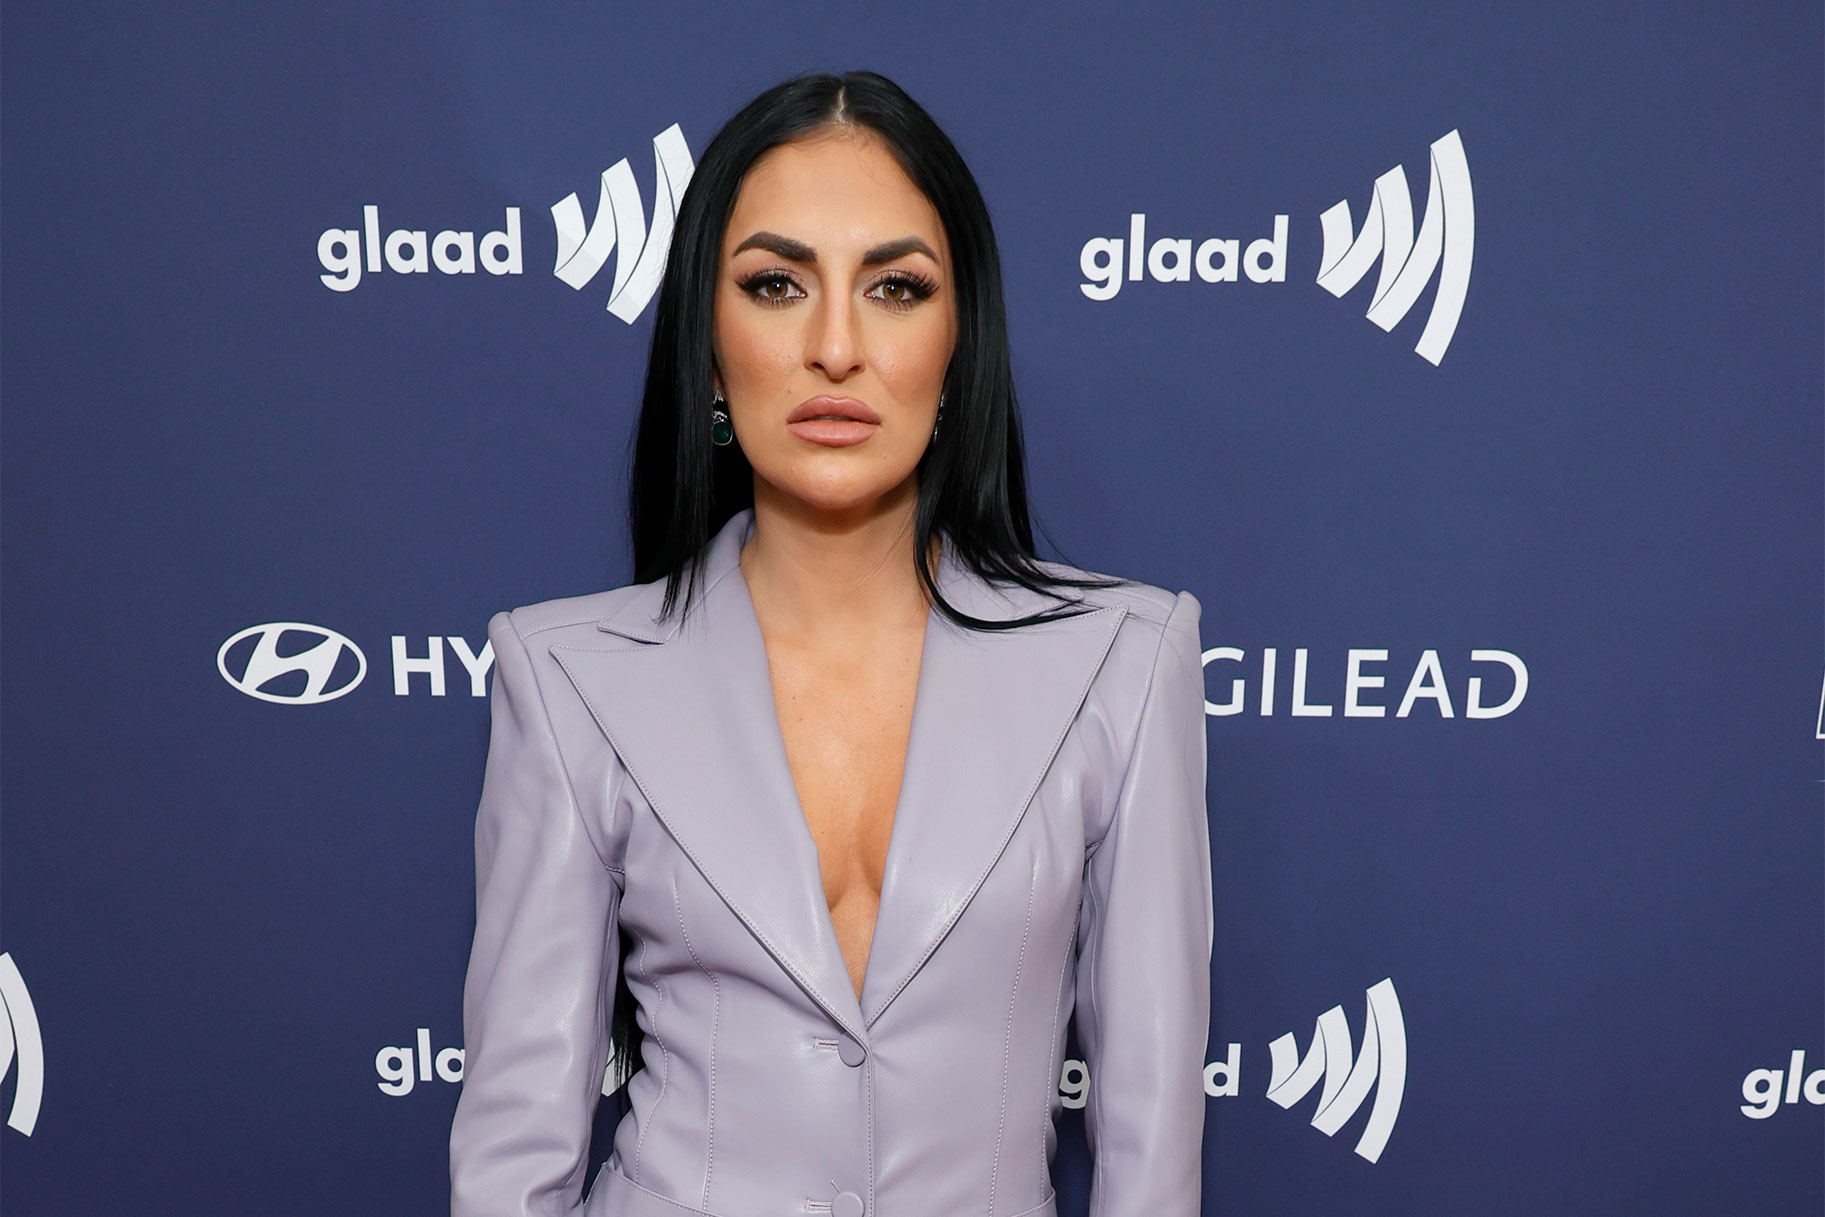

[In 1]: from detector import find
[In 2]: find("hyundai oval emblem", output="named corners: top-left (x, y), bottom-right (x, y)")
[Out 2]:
top-left (217, 622), bottom-right (367, 705)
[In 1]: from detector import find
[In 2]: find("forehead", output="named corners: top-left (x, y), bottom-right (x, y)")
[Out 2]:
top-left (725, 129), bottom-right (948, 260)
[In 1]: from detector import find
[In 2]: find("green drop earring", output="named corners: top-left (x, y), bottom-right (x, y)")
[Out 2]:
top-left (710, 392), bottom-right (733, 447)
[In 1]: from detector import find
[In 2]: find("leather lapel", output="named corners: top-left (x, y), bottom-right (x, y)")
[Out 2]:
top-left (550, 509), bottom-right (865, 1036)
top-left (550, 508), bottom-right (1129, 1039)
top-left (857, 545), bottom-right (1127, 1026)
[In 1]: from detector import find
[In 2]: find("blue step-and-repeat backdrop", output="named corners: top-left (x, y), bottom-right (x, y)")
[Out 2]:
top-left (3, 3), bottom-right (1821, 1213)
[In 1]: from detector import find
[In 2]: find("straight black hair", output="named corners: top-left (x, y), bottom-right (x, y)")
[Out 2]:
top-left (611, 69), bottom-right (1127, 1089)
top-left (627, 68), bottom-right (1126, 625)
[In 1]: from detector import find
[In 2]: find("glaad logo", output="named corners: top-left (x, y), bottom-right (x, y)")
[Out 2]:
top-left (1077, 130), bottom-right (1473, 364)
top-left (1265, 977), bottom-right (1406, 1163)
top-left (1079, 214), bottom-right (1289, 300)
top-left (1741, 1050), bottom-right (1825, 1119)
top-left (218, 626), bottom-right (494, 704)
top-left (318, 208), bottom-right (522, 292)
top-left (1062, 977), bottom-right (1407, 1164)
top-left (0, 952), bottom-right (44, 1137)
top-left (552, 123), bottom-right (696, 323)
top-left (316, 124), bottom-right (691, 326)
top-left (217, 623), bottom-right (367, 705)
top-left (1317, 130), bottom-right (1474, 366)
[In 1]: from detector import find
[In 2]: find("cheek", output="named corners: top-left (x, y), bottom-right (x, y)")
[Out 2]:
top-left (713, 293), bottom-right (798, 390)
top-left (869, 314), bottom-right (956, 395)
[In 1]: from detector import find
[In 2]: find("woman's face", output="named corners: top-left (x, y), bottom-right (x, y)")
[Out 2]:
top-left (712, 127), bottom-right (957, 519)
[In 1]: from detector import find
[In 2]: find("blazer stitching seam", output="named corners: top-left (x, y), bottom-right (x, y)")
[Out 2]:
top-left (671, 872), bottom-right (720, 1211)
top-left (1041, 928), bottom-right (1075, 1195)
top-left (1081, 862), bottom-right (1107, 1217)
top-left (518, 614), bottom-right (606, 638)
top-left (551, 645), bottom-right (868, 1042)
top-left (629, 922), bottom-right (670, 1186)
top-left (990, 854), bottom-right (1038, 1217)
top-left (865, 1016), bottom-right (877, 1215)
top-left (1073, 857), bottom-right (1102, 1217)
top-left (601, 1164), bottom-right (719, 1215)
top-left (870, 603), bottom-right (1129, 1019)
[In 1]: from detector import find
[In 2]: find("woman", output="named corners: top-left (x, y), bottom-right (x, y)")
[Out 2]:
top-left (449, 71), bottom-right (1212, 1217)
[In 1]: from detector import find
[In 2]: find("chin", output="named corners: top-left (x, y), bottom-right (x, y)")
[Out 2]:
top-left (762, 464), bottom-right (922, 516)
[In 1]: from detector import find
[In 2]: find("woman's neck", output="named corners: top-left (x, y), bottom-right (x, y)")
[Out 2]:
top-left (738, 481), bottom-right (938, 644)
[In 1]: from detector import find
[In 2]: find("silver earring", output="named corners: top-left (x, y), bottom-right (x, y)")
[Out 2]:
top-left (710, 392), bottom-right (733, 447)
top-left (932, 392), bottom-right (946, 440)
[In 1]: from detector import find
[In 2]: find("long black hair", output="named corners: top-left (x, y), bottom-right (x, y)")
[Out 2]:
top-left (610, 70), bottom-right (1129, 1090)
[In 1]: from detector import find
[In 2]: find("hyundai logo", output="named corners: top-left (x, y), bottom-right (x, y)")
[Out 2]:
top-left (217, 622), bottom-right (367, 705)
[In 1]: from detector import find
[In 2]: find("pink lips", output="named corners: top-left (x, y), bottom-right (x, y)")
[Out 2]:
top-left (786, 395), bottom-right (880, 447)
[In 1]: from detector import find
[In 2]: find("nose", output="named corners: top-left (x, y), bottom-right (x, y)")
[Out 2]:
top-left (806, 291), bottom-right (864, 382)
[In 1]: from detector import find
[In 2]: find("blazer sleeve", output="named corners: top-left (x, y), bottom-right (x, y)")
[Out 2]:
top-left (450, 610), bottom-right (625, 1217)
top-left (1074, 589), bottom-right (1214, 1217)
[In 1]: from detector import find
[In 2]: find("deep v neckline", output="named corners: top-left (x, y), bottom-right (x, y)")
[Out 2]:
top-left (732, 528), bottom-right (937, 1005)
top-left (562, 504), bottom-right (1134, 1033)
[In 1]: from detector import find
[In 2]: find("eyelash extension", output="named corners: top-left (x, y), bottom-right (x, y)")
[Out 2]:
top-left (735, 268), bottom-right (802, 307)
top-left (732, 267), bottom-right (941, 309)
top-left (870, 271), bottom-right (939, 310)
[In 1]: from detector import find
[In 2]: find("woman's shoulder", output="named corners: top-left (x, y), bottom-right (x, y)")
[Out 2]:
top-left (1024, 555), bottom-right (1199, 633)
top-left (490, 577), bottom-right (663, 645)
top-left (1017, 557), bottom-right (1203, 732)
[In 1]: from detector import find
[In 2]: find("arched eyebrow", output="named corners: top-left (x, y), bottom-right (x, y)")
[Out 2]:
top-left (731, 231), bottom-right (940, 266)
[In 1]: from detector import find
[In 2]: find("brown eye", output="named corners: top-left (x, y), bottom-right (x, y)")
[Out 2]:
top-left (867, 272), bottom-right (937, 310)
top-left (738, 270), bottom-right (803, 306)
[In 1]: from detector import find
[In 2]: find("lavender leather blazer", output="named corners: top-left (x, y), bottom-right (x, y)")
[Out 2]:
top-left (449, 507), bottom-right (1213, 1217)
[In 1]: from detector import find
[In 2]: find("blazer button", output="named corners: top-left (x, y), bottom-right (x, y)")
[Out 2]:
top-left (836, 1032), bottom-right (866, 1067)
top-left (832, 1190), bottom-right (864, 1217)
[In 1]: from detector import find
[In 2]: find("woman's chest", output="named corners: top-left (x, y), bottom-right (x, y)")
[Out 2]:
top-left (762, 626), bottom-right (925, 904)
top-left (605, 709), bottom-right (1125, 997)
